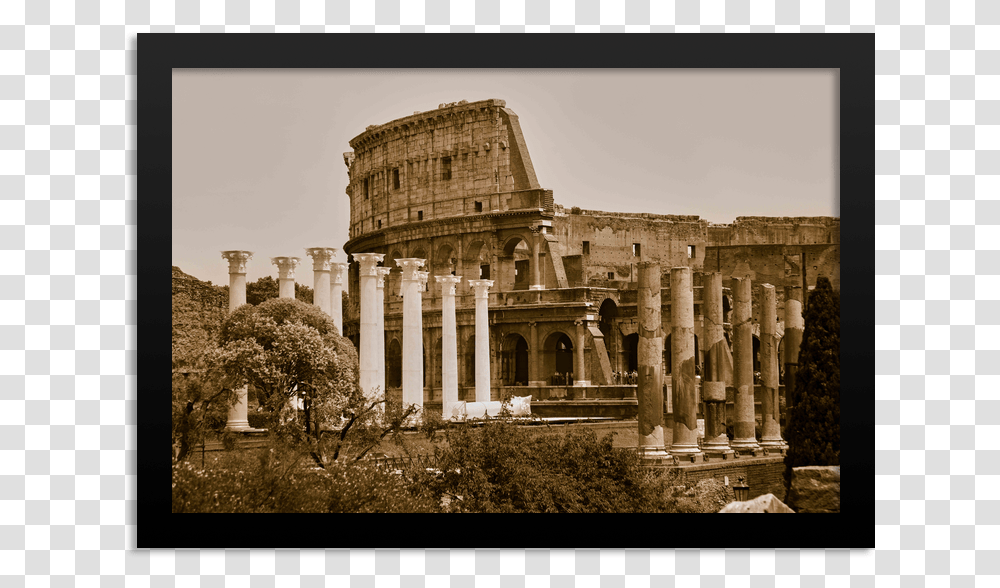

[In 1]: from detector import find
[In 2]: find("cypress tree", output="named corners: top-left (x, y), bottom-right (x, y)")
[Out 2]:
top-left (783, 276), bottom-right (840, 486)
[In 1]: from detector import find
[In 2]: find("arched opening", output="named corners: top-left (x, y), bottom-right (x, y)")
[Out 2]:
top-left (501, 236), bottom-right (532, 291)
top-left (598, 298), bottom-right (618, 367)
top-left (386, 338), bottom-right (402, 389)
top-left (433, 243), bottom-right (456, 280)
top-left (752, 335), bottom-right (761, 381)
top-left (543, 331), bottom-right (574, 384)
top-left (465, 240), bottom-right (490, 281)
top-left (501, 333), bottom-right (529, 386)
top-left (623, 333), bottom-right (639, 373)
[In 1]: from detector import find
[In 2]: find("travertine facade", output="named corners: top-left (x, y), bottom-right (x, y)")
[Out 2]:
top-left (341, 100), bottom-right (839, 436)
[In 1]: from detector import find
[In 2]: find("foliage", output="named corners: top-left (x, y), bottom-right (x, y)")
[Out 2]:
top-left (245, 275), bottom-right (314, 306)
top-left (670, 478), bottom-right (737, 513)
top-left (409, 418), bottom-right (679, 513)
top-left (784, 276), bottom-right (840, 486)
top-left (171, 442), bottom-right (438, 513)
top-left (171, 267), bottom-right (235, 461)
top-left (215, 297), bottom-right (358, 441)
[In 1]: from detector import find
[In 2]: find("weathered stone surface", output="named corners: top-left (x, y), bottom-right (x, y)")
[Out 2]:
top-left (719, 493), bottom-right (795, 513)
top-left (787, 466), bottom-right (840, 513)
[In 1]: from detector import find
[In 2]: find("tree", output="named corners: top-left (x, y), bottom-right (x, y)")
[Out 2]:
top-left (245, 275), bottom-right (314, 306)
top-left (215, 297), bottom-right (357, 443)
top-left (783, 276), bottom-right (840, 484)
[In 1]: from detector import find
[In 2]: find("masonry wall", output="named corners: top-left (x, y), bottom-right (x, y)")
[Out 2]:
top-left (345, 99), bottom-right (542, 240)
top-left (674, 456), bottom-right (788, 501)
top-left (552, 207), bottom-right (709, 288)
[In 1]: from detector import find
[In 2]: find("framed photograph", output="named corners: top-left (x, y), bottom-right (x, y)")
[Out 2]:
top-left (144, 33), bottom-right (872, 548)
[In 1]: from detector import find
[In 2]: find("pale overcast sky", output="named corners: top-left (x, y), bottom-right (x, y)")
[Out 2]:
top-left (172, 69), bottom-right (837, 287)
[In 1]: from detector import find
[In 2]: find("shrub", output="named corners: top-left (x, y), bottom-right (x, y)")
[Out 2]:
top-left (784, 276), bottom-right (840, 489)
top-left (415, 419), bottom-right (679, 513)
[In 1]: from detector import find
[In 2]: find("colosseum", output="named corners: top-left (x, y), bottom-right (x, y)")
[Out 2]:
top-left (340, 98), bottom-right (839, 421)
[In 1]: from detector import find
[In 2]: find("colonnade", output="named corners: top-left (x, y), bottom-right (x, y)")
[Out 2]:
top-left (635, 264), bottom-right (789, 462)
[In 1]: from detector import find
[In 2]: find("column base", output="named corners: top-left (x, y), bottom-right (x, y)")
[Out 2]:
top-left (730, 438), bottom-right (760, 450)
top-left (668, 443), bottom-right (702, 456)
top-left (637, 447), bottom-right (671, 464)
top-left (573, 380), bottom-right (591, 387)
top-left (703, 446), bottom-right (736, 460)
top-left (759, 438), bottom-right (786, 449)
top-left (224, 420), bottom-right (251, 431)
top-left (529, 284), bottom-right (544, 291)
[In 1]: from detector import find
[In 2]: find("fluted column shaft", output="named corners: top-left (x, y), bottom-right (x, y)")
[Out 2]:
top-left (272, 257), bottom-right (300, 300)
top-left (529, 321), bottom-right (542, 387)
top-left (784, 286), bottom-right (804, 413)
top-left (731, 277), bottom-right (760, 450)
top-left (222, 251), bottom-right (253, 431)
top-left (437, 275), bottom-right (463, 416)
top-left (330, 263), bottom-right (348, 335)
top-left (702, 272), bottom-right (733, 456)
top-left (636, 262), bottom-right (666, 459)
top-left (573, 319), bottom-right (589, 386)
top-left (306, 248), bottom-right (336, 317)
top-left (355, 253), bottom-right (384, 401)
top-left (469, 279), bottom-right (494, 402)
top-left (376, 267), bottom-right (392, 397)
top-left (670, 267), bottom-right (702, 457)
top-left (399, 259), bottom-right (426, 411)
top-left (760, 284), bottom-right (785, 448)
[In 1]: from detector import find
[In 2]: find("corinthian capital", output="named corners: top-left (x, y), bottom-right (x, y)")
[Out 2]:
top-left (469, 279), bottom-right (494, 299)
top-left (375, 266), bottom-right (392, 288)
top-left (305, 247), bottom-right (338, 271)
top-left (222, 250), bottom-right (253, 274)
top-left (270, 257), bottom-right (301, 280)
top-left (354, 253), bottom-right (385, 277)
top-left (436, 275), bottom-right (463, 296)
top-left (396, 258), bottom-right (426, 281)
top-left (330, 262), bottom-right (349, 284)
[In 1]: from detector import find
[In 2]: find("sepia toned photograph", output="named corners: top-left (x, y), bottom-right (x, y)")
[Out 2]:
top-left (170, 67), bottom-right (842, 517)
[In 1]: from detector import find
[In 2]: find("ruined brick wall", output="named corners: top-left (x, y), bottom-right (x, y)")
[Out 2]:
top-left (552, 208), bottom-right (709, 287)
top-left (344, 99), bottom-right (541, 240)
top-left (677, 456), bottom-right (788, 502)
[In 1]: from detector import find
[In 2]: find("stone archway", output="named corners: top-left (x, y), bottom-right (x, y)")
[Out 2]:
top-left (500, 235), bottom-right (532, 291)
top-left (500, 333), bottom-right (530, 386)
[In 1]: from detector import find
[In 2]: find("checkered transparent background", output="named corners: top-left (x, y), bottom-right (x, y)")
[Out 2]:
top-left (0, 0), bottom-right (969, 585)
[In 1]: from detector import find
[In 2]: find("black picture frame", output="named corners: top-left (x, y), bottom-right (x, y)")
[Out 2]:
top-left (141, 33), bottom-right (873, 548)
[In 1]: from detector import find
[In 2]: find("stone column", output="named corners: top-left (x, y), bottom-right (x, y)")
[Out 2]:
top-left (731, 277), bottom-right (760, 451)
top-left (398, 259), bottom-right (426, 411)
top-left (355, 253), bottom-right (384, 402)
top-left (530, 229), bottom-right (543, 290)
top-left (375, 266), bottom-right (392, 397)
top-left (670, 267), bottom-right (702, 458)
top-left (305, 248), bottom-right (336, 317)
top-left (329, 262), bottom-right (348, 334)
top-left (469, 279), bottom-right (494, 402)
top-left (573, 319), bottom-right (589, 386)
top-left (759, 283), bottom-right (785, 449)
top-left (528, 321), bottom-right (543, 387)
top-left (702, 272), bottom-right (734, 458)
top-left (416, 271), bottom-right (429, 406)
top-left (636, 262), bottom-right (667, 461)
top-left (437, 275), bottom-right (463, 417)
top-left (271, 257), bottom-right (300, 299)
top-left (783, 286), bottom-right (803, 413)
top-left (222, 251), bottom-right (253, 431)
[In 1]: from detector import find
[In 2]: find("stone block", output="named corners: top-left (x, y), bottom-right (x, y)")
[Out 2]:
top-left (719, 493), bottom-right (794, 513)
top-left (787, 465), bottom-right (840, 513)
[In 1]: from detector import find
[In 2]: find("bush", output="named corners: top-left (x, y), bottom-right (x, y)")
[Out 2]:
top-left (413, 419), bottom-right (679, 513)
top-left (784, 276), bottom-right (840, 488)
top-left (247, 412), bottom-right (271, 430)
top-left (171, 443), bottom-right (439, 513)
top-left (671, 478), bottom-right (737, 513)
